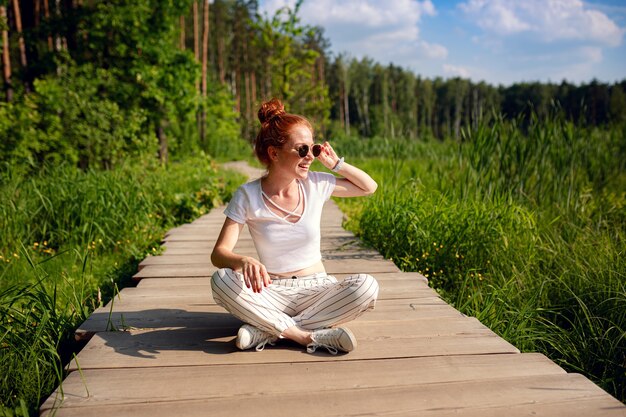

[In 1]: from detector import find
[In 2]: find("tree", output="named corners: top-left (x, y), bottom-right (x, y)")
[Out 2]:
top-left (1, 4), bottom-right (12, 101)
top-left (350, 57), bottom-right (373, 137)
top-left (609, 84), bottom-right (626, 124)
top-left (193, 0), bottom-right (199, 61)
top-left (11, 0), bottom-right (28, 92)
top-left (334, 54), bottom-right (350, 136)
top-left (200, 0), bottom-right (209, 146)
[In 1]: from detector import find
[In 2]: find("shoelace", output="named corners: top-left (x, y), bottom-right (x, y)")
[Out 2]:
top-left (306, 335), bottom-right (339, 355)
top-left (255, 337), bottom-right (276, 351)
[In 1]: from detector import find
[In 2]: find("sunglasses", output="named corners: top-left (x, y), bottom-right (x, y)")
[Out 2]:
top-left (296, 144), bottom-right (322, 158)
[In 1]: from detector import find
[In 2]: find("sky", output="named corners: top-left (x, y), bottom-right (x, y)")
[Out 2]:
top-left (259, 0), bottom-right (626, 86)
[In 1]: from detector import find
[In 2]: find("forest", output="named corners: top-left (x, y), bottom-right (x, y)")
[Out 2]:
top-left (1, 0), bottom-right (625, 171)
top-left (1, 0), bottom-right (625, 415)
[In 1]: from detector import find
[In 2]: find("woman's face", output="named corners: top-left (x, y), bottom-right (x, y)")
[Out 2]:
top-left (274, 124), bottom-right (315, 180)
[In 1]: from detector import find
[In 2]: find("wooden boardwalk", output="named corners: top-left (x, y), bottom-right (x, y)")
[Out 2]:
top-left (41, 167), bottom-right (626, 416)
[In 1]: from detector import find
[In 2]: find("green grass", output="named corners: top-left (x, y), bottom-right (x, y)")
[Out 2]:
top-left (0, 156), bottom-right (245, 416)
top-left (334, 117), bottom-right (626, 402)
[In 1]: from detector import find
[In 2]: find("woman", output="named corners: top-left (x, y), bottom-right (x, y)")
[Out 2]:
top-left (211, 98), bottom-right (379, 354)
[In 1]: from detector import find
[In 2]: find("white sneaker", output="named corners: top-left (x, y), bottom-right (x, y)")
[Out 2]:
top-left (236, 324), bottom-right (278, 351)
top-left (307, 327), bottom-right (357, 355)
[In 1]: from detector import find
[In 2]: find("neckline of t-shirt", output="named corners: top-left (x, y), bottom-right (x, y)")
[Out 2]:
top-left (258, 178), bottom-right (307, 225)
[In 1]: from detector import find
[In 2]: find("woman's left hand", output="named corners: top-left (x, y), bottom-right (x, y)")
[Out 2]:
top-left (317, 141), bottom-right (340, 171)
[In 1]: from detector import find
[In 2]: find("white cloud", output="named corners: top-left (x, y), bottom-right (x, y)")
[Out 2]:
top-left (460, 0), bottom-right (529, 34)
top-left (418, 41), bottom-right (448, 59)
top-left (260, 0), bottom-right (445, 66)
top-left (443, 64), bottom-right (471, 78)
top-left (459, 0), bottom-right (625, 46)
top-left (551, 46), bottom-right (604, 82)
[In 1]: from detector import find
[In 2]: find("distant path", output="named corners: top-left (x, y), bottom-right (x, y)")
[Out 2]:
top-left (221, 160), bottom-right (264, 180)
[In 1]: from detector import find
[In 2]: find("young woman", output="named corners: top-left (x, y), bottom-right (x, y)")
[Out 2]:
top-left (210, 98), bottom-right (379, 354)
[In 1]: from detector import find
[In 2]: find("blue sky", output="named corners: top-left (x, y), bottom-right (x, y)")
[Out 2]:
top-left (259, 0), bottom-right (626, 86)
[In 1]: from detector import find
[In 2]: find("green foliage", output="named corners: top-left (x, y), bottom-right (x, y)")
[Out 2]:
top-left (253, 2), bottom-right (330, 132)
top-left (337, 118), bottom-right (626, 402)
top-left (0, 158), bottom-right (245, 414)
top-left (203, 87), bottom-right (253, 161)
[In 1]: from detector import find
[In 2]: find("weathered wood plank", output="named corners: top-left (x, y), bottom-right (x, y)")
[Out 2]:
top-left (138, 253), bottom-right (395, 273)
top-left (124, 281), bottom-right (436, 301)
top-left (42, 374), bottom-right (625, 417)
top-left (162, 228), bottom-right (354, 242)
top-left (140, 250), bottom-right (385, 266)
top-left (133, 258), bottom-right (400, 280)
top-left (134, 272), bottom-right (428, 288)
top-left (67, 326), bottom-right (518, 371)
top-left (75, 297), bottom-right (454, 336)
top-left (42, 353), bottom-right (564, 411)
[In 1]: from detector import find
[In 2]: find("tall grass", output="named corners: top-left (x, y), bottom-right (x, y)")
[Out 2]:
top-left (0, 156), bottom-right (244, 415)
top-left (335, 116), bottom-right (626, 402)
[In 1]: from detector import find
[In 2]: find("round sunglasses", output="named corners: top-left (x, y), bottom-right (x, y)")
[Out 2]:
top-left (296, 144), bottom-right (322, 158)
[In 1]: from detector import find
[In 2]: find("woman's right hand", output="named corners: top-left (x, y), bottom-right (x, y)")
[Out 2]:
top-left (241, 256), bottom-right (271, 293)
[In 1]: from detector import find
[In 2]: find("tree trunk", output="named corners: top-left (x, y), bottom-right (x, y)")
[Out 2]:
top-left (11, 0), bottom-right (27, 68)
top-left (157, 121), bottom-right (168, 165)
top-left (34, 0), bottom-right (40, 26)
top-left (363, 92), bottom-right (371, 136)
top-left (338, 84), bottom-right (345, 131)
top-left (251, 71), bottom-right (257, 112)
top-left (245, 71), bottom-right (251, 137)
top-left (193, 1), bottom-right (199, 61)
top-left (1, 6), bottom-right (13, 102)
top-left (201, 0), bottom-right (209, 95)
top-left (343, 69), bottom-right (350, 136)
top-left (217, 35), bottom-right (225, 84)
top-left (317, 56), bottom-right (325, 102)
top-left (43, 0), bottom-right (53, 50)
top-left (200, 0), bottom-right (209, 146)
top-left (179, 15), bottom-right (185, 50)
top-left (243, 33), bottom-right (251, 137)
top-left (54, 0), bottom-right (66, 50)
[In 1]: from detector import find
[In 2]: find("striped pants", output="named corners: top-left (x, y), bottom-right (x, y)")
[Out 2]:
top-left (211, 268), bottom-right (379, 337)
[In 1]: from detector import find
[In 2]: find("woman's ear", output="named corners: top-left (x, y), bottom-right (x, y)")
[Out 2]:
top-left (268, 146), bottom-right (279, 162)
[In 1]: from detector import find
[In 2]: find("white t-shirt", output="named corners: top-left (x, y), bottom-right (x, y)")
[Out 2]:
top-left (224, 171), bottom-right (336, 273)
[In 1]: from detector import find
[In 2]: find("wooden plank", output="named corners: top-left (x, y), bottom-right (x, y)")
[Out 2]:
top-left (133, 258), bottom-right (400, 279)
top-left (130, 279), bottom-right (432, 302)
top-left (138, 255), bottom-right (211, 269)
top-left (161, 241), bottom-right (216, 250)
top-left (138, 253), bottom-right (392, 270)
top-left (67, 326), bottom-right (518, 371)
top-left (129, 281), bottom-right (436, 299)
top-left (134, 272), bottom-right (428, 288)
top-left (162, 228), bottom-right (354, 242)
top-left (165, 223), bottom-right (346, 234)
top-left (161, 247), bottom-right (212, 255)
top-left (75, 308), bottom-right (241, 336)
top-left (145, 251), bottom-right (392, 268)
top-left (42, 353), bottom-right (564, 411)
top-left (42, 374), bottom-right (626, 417)
top-left (75, 297), bottom-right (454, 336)
top-left (160, 236), bottom-right (369, 252)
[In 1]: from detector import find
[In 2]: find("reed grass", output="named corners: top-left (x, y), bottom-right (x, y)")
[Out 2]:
top-left (335, 116), bottom-right (626, 402)
top-left (0, 156), bottom-right (244, 415)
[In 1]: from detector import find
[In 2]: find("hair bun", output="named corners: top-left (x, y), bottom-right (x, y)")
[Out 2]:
top-left (258, 98), bottom-right (285, 124)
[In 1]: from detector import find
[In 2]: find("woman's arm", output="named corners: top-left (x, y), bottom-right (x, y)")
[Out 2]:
top-left (211, 218), bottom-right (271, 292)
top-left (317, 142), bottom-right (378, 197)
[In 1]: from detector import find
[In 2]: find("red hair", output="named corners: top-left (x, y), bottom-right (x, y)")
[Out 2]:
top-left (255, 98), bottom-right (313, 166)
